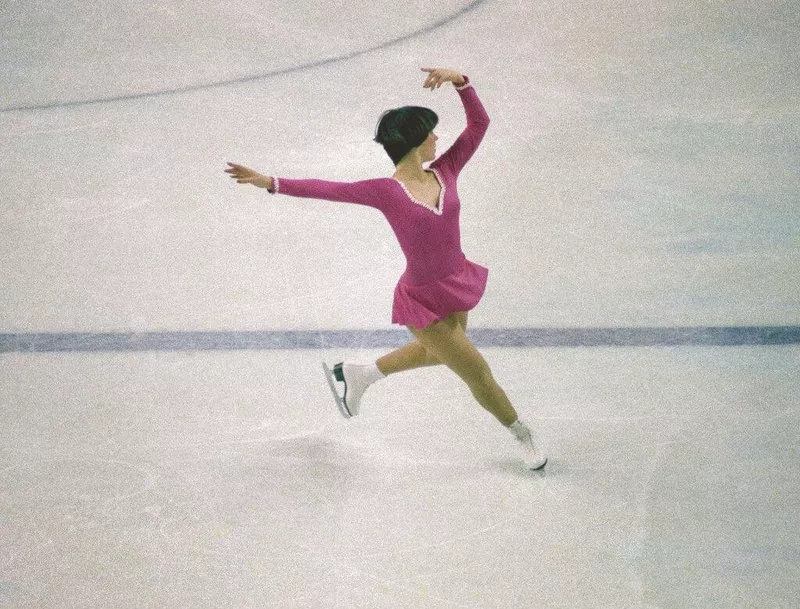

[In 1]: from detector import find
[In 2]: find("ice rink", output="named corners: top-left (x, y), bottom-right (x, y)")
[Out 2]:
top-left (2, 0), bottom-right (799, 607)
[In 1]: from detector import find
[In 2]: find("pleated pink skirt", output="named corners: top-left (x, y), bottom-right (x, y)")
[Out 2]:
top-left (391, 258), bottom-right (489, 329)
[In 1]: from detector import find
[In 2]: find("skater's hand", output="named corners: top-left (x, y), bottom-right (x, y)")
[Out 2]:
top-left (421, 67), bottom-right (466, 90)
top-left (225, 162), bottom-right (274, 190)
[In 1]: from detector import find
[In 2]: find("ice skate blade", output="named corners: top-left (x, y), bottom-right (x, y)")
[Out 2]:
top-left (322, 362), bottom-right (352, 419)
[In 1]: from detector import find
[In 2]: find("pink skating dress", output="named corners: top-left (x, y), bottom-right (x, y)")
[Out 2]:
top-left (271, 78), bottom-right (490, 329)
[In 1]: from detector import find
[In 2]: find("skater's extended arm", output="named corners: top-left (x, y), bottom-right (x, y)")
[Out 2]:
top-left (226, 163), bottom-right (384, 208)
top-left (269, 177), bottom-right (384, 208)
top-left (225, 163), bottom-right (273, 190)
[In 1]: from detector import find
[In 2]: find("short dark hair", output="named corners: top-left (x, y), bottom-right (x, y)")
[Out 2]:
top-left (374, 106), bottom-right (439, 165)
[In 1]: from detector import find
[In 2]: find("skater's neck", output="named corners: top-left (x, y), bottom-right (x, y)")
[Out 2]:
top-left (393, 155), bottom-right (430, 183)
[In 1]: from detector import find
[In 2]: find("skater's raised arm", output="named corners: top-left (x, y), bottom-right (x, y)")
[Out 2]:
top-left (422, 69), bottom-right (491, 175)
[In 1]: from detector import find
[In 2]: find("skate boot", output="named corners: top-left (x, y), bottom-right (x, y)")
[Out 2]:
top-left (321, 362), bottom-right (384, 419)
top-left (509, 420), bottom-right (548, 470)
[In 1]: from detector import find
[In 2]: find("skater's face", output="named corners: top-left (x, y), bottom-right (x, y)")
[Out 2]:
top-left (419, 131), bottom-right (438, 162)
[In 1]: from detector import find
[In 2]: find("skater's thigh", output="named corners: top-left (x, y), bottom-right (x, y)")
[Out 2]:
top-left (453, 311), bottom-right (468, 332)
top-left (409, 317), bottom-right (489, 382)
top-left (426, 311), bottom-right (468, 332)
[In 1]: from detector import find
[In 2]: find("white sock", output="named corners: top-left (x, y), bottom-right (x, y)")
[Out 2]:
top-left (508, 419), bottom-right (530, 441)
top-left (364, 363), bottom-right (386, 386)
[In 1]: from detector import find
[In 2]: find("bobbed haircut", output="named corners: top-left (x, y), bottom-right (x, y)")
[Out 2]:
top-left (374, 106), bottom-right (439, 165)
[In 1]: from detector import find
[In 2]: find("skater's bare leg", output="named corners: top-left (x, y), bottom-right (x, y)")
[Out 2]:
top-left (376, 312), bottom-right (468, 376)
top-left (376, 341), bottom-right (439, 375)
top-left (409, 312), bottom-right (518, 426)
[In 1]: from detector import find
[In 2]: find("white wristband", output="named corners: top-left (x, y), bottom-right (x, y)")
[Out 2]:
top-left (454, 75), bottom-right (472, 91)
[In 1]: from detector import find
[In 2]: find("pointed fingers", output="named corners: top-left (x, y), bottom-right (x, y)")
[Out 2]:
top-left (421, 67), bottom-right (441, 89)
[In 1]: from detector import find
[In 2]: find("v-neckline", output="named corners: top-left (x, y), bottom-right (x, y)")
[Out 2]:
top-left (392, 169), bottom-right (445, 215)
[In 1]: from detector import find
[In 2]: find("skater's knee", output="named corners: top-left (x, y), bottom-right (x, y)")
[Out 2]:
top-left (465, 363), bottom-right (496, 393)
top-left (410, 320), bottom-right (487, 379)
top-left (423, 348), bottom-right (442, 366)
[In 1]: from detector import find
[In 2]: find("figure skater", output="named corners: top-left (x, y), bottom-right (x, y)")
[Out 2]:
top-left (225, 67), bottom-right (546, 470)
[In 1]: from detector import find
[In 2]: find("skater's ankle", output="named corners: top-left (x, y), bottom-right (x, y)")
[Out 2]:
top-left (374, 360), bottom-right (390, 378)
top-left (364, 362), bottom-right (386, 384)
top-left (508, 419), bottom-right (530, 439)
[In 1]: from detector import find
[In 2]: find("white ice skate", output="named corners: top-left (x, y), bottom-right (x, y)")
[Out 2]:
top-left (510, 420), bottom-right (548, 471)
top-left (321, 362), bottom-right (375, 419)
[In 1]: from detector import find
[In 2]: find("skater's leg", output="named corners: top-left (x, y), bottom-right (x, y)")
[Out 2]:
top-left (376, 340), bottom-right (440, 375)
top-left (328, 312), bottom-right (471, 417)
top-left (409, 312), bottom-right (517, 426)
top-left (376, 312), bottom-right (468, 376)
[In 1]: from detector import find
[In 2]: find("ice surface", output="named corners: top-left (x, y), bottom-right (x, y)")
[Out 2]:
top-left (2, 347), bottom-right (799, 607)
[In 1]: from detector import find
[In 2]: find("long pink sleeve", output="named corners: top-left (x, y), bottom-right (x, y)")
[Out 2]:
top-left (433, 81), bottom-right (491, 176)
top-left (269, 82), bottom-right (491, 288)
top-left (272, 177), bottom-right (387, 209)
top-left (272, 80), bottom-right (490, 203)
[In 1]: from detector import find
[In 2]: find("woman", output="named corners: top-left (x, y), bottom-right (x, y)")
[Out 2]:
top-left (225, 67), bottom-right (546, 470)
